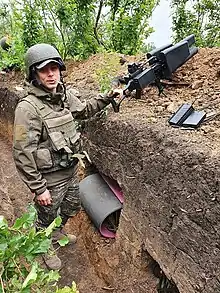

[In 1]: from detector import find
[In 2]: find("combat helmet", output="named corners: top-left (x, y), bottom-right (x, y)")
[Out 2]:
top-left (25, 43), bottom-right (66, 81)
top-left (0, 36), bottom-right (11, 51)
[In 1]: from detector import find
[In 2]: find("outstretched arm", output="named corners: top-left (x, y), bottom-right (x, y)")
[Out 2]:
top-left (66, 88), bottom-right (122, 119)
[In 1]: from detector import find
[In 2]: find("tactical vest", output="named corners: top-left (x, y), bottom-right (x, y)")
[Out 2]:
top-left (22, 95), bottom-right (80, 173)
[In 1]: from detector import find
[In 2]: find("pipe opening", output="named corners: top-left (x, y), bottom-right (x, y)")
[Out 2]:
top-left (102, 209), bottom-right (121, 235)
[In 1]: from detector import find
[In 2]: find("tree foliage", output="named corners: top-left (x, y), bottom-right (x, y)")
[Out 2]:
top-left (171, 0), bottom-right (220, 47)
top-left (0, 0), bottom-right (159, 69)
top-left (94, 0), bottom-right (159, 54)
top-left (107, 0), bottom-right (158, 54)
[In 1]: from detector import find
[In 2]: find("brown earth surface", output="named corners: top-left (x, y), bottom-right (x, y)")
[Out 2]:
top-left (65, 48), bottom-right (220, 149)
top-left (0, 47), bottom-right (220, 293)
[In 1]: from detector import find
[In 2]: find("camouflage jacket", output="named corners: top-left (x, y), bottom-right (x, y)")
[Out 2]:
top-left (13, 83), bottom-right (110, 195)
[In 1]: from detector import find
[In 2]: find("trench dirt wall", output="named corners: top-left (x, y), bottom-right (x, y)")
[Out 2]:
top-left (82, 112), bottom-right (220, 293)
top-left (1, 87), bottom-right (219, 292)
top-left (0, 87), bottom-right (19, 141)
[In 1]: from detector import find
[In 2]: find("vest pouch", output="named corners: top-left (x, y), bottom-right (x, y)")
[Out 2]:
top-left (49, 131), bottom-right (67, 151)
top-left (35, 149), bottom-right (53, 170)
top-left (59, 133), bottom-right (81, 168)
top-left (70, 133), bottom-right (81, 154)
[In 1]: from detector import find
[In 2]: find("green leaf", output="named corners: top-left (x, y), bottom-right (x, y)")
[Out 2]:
top-left (33, 238), bottom-right (51, 254)
top-left (56, 281), bottom-right (78, 293)
top-left (12, 206), bottom-right (37, 230)
top-left (44, 217), bottom-right (62, 237)
top-left (10, 274), bottom-right (22, 290)
top-left (55, 217), bottom-right (62, 227)
top-left (27, 226), bottom-right (37, 239)
top-left (57, 236), bottom-right (69, 247)
top-left (0, 216), bottom-right (8, 229)
top-left (0, 242), bottom-right (8, 255)
top-left (22, 262), bottom-right (38, 289)
top-left (47, 270), bottom-right (60, 282)
top-left (12, 217), bottom-right (24, 230)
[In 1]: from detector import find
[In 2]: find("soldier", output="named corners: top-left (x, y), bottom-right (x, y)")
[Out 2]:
top-left (0, 36), bottom-right (11, 51)
top-left (13, 43), bottom-right (122, 270)
top-left (0, 36), bottom-right (19, 73)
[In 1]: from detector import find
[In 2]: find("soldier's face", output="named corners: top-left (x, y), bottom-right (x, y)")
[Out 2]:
top-left (36, 62), bottom-right (60, 92)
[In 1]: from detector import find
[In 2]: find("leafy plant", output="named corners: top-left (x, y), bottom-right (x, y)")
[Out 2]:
top-left (101, 0), bottom-right (158, 54)
top-left (56, 282), bottom-right (79, 293)
top-left (0, 0), bottom-right (159, 71)
top-left (171, 0), bottom-right (220, 47)
top-left (0, 205), bottom-right (78, 293)
top-left (0, 37), bottom-right (25, 71)
top-left (94, 52), bottom-right (121, 92)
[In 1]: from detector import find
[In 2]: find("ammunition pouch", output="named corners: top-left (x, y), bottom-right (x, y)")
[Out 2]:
top-left (59, 152), bottom-right (78, 168)
top-left (59, 139), bottom-right (82, 168)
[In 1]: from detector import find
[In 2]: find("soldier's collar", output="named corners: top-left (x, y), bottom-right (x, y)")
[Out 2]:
top-left (28, 81), bottom-right (65, 103)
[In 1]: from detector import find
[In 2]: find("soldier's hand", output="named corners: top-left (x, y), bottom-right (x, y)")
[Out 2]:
top-left (36, 189), bottom-right (52, 206)
top-left (107, 88), bottom-right (124, 99)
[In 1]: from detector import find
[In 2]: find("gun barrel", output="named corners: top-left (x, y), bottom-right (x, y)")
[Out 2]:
top-left (123, 67), bottom-right (156, 93)
top-left (133, 68), bottom-right (156, 90)
top-left (147, 43), bottom-right (173, 64)
top-left (160, 41), bottom-right (190, 78)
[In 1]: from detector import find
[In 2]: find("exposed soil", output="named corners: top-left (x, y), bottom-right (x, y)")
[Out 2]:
top-left (0, 138), bottom-right (31, 224)
top-left (0, 47), bottom-right (219, 292)
top-left (64, 48), bottom-right (220, 149)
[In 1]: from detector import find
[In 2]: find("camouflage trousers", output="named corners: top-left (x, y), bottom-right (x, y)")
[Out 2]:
top-left (35, 170), bottom-right (81, 229)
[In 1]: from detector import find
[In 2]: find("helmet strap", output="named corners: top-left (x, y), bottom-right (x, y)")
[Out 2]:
top-left (60, 72), bottom-right (67, 101)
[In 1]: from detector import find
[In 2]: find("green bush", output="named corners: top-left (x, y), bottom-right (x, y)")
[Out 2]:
top-left (93, 52), bottom-right (121, 93)
top-left (0, 205), bottom-right (78, 293)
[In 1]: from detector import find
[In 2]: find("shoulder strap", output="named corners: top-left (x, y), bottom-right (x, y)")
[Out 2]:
top-left (21, 95), bottom-right (52, 118)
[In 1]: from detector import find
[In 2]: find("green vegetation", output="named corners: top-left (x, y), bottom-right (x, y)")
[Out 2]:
top-left (94, 52), bottom-right (121, 92)
top-left (0, 205), bottom-right (78, 293)
top-left (0, 0), bottom-right (219, 74)
top-left (171, 0), bottom-right (220, 47)
top-left (0, 0), bottom-right (159, 70)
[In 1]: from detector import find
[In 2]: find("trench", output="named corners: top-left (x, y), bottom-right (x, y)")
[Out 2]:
top-left (1, 74), bottom-right (220, 293)
top-left (0, 120), bottom-right (172, 293)
top-left (0, 87), bottom-right (178, 293)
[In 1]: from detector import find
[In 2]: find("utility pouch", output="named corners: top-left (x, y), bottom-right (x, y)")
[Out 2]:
top-left (49, 132), bottom-right (67, 151)
top-left (59, 152), bottom-right (78, 168)
top-left (35, 148), bottom-right (53, 170)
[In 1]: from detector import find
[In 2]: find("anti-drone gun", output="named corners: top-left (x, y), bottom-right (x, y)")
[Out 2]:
top-left (110, 34), bottom-right (198, 112)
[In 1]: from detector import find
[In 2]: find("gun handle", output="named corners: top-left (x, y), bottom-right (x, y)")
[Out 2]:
top-left (109, 98), bottom-right (120, 113)
top-left (109, 95), bottom-right (127, 113)
top-left (135, 89), bottom-right (142, 99)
